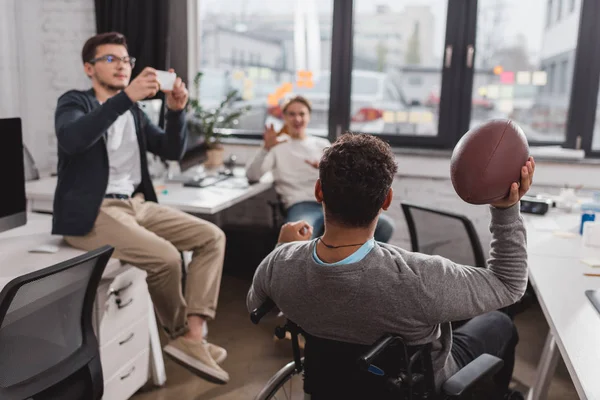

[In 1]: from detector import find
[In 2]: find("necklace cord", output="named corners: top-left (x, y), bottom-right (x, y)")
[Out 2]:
top-left (317, 237), bottom-right (366, 249)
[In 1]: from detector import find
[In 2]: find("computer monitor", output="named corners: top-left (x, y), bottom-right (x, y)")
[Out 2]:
top-left (0, 118), bottom-right (27, 234)
top-left (179, 129), bottom-right (208, 173)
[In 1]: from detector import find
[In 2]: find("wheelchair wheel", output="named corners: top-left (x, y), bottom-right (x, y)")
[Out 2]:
top-left (255, 358), bottom-right (306, 400)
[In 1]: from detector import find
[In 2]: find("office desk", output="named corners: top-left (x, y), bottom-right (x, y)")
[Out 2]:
top-left (524, 211), bottom-right (600, 400)
top-left (25, 168), bottom-right (274, 224)
top-left (0, 214), bottom-right (166, 400)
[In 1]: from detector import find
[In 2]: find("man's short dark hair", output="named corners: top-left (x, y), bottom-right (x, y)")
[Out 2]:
top-left (81, 32), bottom-right (128, 64)
top-left (319, 133), bottom-right (398, 227)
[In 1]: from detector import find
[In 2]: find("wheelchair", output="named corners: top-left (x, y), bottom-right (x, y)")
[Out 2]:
top-left (251, 299), bottom-right (507, 400)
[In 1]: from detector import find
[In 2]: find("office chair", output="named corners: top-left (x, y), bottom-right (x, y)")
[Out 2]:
top-left (0, 245), bottom-right (114, 400)
top-left (400, 202), bottom-right (485, 267)
top-left (400, 202), bottom-right (533, 318)
top-left (268, 195), bottom-right (287, 229)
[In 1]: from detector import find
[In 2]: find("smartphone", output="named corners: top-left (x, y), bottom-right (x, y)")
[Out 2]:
top-left (156, 70), bottom-right (176, 91)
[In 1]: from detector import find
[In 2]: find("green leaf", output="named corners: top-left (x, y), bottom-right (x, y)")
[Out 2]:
top-left (188, 70), bottom-right (252, 143)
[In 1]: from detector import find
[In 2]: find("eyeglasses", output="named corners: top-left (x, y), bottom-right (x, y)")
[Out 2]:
top-left (89, 55), bottom-right (136, 68)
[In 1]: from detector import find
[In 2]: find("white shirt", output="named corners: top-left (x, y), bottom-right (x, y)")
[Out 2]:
top-left (246, 135), bottom-right (331, 208)
top-left (105, 110), bottom-right (141, 196)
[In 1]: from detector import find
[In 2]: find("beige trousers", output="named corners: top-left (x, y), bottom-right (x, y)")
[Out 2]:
top-left (65, 197), bottom-right (225, 338)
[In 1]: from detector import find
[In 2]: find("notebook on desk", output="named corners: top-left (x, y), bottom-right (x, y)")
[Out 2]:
top-left (587, 289), bottom-right (600, 317)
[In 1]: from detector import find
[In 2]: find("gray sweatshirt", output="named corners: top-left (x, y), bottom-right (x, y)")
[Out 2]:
top-left (247, 204), bottom-right (528, 388)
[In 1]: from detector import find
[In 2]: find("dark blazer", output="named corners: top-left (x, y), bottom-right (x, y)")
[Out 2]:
top-left (52, 89), bottom-right (187, 236)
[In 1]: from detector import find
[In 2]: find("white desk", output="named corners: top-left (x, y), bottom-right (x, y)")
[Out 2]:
top-left (25, 168), bottom-right (273, 221)
top-left (0, 214), bottom-right (166, 400)
top-left (524, 211), bottom-right (600, 400)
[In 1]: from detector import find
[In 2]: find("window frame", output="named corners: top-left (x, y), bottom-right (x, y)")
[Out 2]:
top-left (335, 0), bottom-right (469, 149)
top-left (191, 0), bottom-right (600, 158)
top-left (565, 0), bottom-right (600, 157)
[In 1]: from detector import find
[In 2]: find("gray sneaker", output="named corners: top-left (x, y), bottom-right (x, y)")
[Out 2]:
top-left (164, 337), bottom-right (229, 384)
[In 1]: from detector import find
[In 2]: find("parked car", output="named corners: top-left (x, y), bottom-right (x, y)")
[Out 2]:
top-left (264, 70), bottom-right (436, 136)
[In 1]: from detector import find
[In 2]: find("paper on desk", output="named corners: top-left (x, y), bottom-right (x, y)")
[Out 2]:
top-left (581, 258), bottom-right (600, 268)
top-left (553, 231), bottom-right (578, 238)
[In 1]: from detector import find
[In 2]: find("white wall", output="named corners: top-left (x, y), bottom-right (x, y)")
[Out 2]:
top-left (0, 0), bottom-right (21, 119)
top-left (5, 0), bottom-right (95, 174)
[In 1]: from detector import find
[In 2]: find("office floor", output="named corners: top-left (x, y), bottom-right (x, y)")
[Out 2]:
top-left (131, 275), bottom-right (578, 400)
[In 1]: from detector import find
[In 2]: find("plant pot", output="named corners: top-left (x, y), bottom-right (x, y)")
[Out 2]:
top-left (204, 147), bottom-right (225, 168)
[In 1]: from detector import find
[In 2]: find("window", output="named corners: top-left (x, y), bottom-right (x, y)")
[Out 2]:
top-left (548, 63), bottom-right (556, 93)
top-left (351, 0), bottom-right (448, 139)
top-left (383, 83), bottom-right (401, 102)
top-left (560, 60), bottom-right (568, 94)
top-left (191, 0), bottom-right (595, 155)
top-left (470, 0), bottom-right (579, 144)
top-left (198, 0), bottom-right (333, 136)
top-left (408, 76), bottom-right (423, 86)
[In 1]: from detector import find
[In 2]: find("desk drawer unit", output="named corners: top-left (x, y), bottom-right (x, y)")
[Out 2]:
top-left (100, 315), bottom-right (149, 383)
top-left (102, 349), bottom-right (149, 400)
top-left (96, 267), bottom-right (149, 346)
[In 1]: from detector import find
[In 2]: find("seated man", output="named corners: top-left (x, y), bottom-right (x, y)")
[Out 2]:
top-left (246, 96), bottom-right (395, 242)
top-left (247, 133), bottom-right (534, 398)
top-left (53, 32), bottom-right (228, 383)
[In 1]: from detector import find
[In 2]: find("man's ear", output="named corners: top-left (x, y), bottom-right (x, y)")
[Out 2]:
top-left (381, 187), bottom-right (393, 211)
top-left (84, 63), bottom-right (94, 79)
top-left (314, 179), bottom-right (324, 203)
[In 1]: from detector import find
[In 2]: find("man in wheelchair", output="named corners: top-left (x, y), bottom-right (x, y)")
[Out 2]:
top-left (247, 133), bottom-right (535, 399)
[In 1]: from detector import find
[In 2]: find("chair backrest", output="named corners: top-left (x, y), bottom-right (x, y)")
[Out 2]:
top-left (0, 245), bottom-right (114, 400)
top-left (401, 202), bottom-right (485, 267)
top-left (303, 332), bottom-right (436, 400)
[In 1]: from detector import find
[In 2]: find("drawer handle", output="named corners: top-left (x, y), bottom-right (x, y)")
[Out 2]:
top-left (109, 281), bottom-right (133, 297)
top-left (116, 298), bottom-right (133, 309)
top-left (119, 332), bottom-right (135, 345)
top-left (120, 366), bottom-right (135, 380)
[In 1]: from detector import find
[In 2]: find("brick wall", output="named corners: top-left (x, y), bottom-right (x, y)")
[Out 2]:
top-left (15, 0), bottom-right (95, 173)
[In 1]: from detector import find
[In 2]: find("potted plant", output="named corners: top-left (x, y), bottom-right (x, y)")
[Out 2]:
top-left (187, 71), bottom-right (251, 168)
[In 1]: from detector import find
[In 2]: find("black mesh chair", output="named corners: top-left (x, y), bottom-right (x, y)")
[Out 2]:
top-left (400, 202), bottom-right (485, 267)
top-left (0, 245), bottom-right (114, 400)
top-left (400, 202), bottom-right (533, 317)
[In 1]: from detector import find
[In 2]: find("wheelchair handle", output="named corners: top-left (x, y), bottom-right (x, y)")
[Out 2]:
top-left (358, 335), bottom-right (396, 371)
top-left (250, 298), bottom-right (276, 324)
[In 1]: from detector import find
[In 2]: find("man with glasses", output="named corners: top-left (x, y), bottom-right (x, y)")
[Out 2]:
top-left (53, 32), bottom-right (229, 384)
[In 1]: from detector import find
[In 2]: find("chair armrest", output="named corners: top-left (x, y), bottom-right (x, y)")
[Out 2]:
top-left (442, 354), bottom-right (503, 397)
